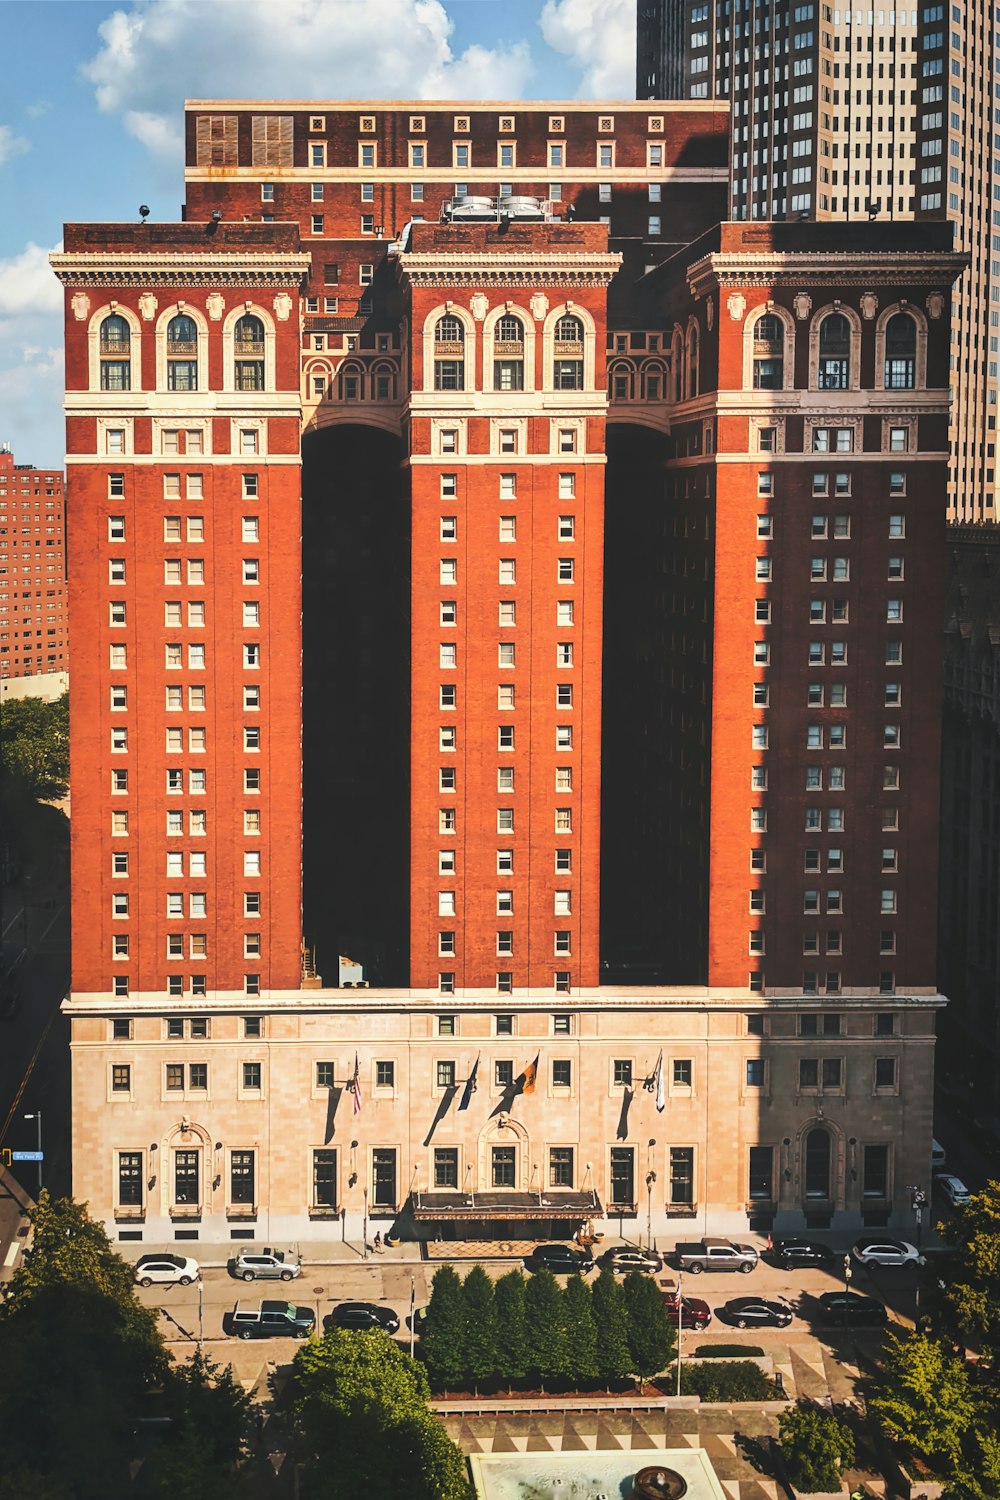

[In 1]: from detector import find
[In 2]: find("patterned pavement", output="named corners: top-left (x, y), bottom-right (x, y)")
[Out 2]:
top-left (440, 1406), bottom-right (785, 1500)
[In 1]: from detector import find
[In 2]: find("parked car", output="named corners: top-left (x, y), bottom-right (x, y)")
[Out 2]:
top-left (815, 1291), bottom-right (888, 1327)
top-left (226, 1300), bottom-right (316, 1339)
top-left (406, 1305), bottom-right (429, 1336)
top-left (601, 1246), bottom-right (664, 1274)
top-left (851, 1236), bottom-right (922, 1269)
top-left (769, 1237), bottom-right (836, 1271)
top-left (324, 1301), bottom-right (400, 1333)
top-left (719, 1295), bottom-right (793, 1329)
top-left (935, 1174), bottom-right (972, 1210)
top-left (661, 1290), bottom-right (713, 1331)
top-left (134, 1253), bottom-right (200, 1288)
top-left (232, 1249), bottom-right (301, 1282)
top-left (674, 1238), bottom-right (758, 1274)
top-left (525, 1243), bottom-right (594, 1274)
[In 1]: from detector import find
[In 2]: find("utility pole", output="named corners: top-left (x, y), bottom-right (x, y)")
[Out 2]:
top-left (675, 1271), bottom-right (683, 1398)
top-left (409, 1275), bottom-right (416, 1360)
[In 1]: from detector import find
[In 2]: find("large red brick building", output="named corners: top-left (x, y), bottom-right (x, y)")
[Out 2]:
top-left (0, 447), bottom-right (67, 683)
top-left (53, 102), bottom-right (964, 1246)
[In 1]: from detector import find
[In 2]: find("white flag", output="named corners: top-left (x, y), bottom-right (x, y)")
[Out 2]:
top-left (654, 1050), bottom-right (665, 1113)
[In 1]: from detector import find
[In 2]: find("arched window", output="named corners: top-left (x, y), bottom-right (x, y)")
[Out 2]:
top-left (166, 314), bottom-right (198, 392)
top-left (434, 315), bottom-right (465, 391)
top-left (884, 312), bottom-right (917, 389)
top-left (100, 314), bottom-right (131, 392)
top-left (494, 313), bottom-right (524, 392)
top-left (804, 1126), bottom-right (831, 1199)
top-left (608, 361), bottom-right (634, 401)
top-left (752, 314), bottom-right (784, 390)
top-left (338, 362), bottom-right (365, 401)
top-left (686, 323), bottom-right (700, 399)
top-left (372, 362), bottom-right (396, 401)
top-left (553, 313), bottom-right (584, 390)
top-left (234, 314), bottom-right (265, 392)
top-left (817, 313), bottom-right (851, 390)
top-left (670, 329), bottom-right (683, 402)
top-left (642, 361), bottom-right (666, 401)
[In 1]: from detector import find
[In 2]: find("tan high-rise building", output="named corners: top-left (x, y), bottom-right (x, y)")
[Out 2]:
top-left (637, 0), bottom-right (999, 519)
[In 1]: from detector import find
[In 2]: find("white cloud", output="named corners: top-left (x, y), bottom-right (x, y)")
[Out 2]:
top-left (0, 242), bottom-right (65, 465)
top-left (0, 125), bottom-right (29, 167)
top-left (82, 0), bottom-right (536, 170)
top-left (539, 0), bottom-right (635, 98)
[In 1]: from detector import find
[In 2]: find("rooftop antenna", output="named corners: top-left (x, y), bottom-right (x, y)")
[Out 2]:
top-left (139, 204), bottom-right (150, 222)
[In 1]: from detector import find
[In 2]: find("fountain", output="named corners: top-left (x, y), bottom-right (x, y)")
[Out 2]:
top-left (469, 1449), bottom-right (724, 1500)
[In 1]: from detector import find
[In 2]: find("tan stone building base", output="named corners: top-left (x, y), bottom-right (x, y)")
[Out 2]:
top-left (68, 984), bottom-right (942, 1246)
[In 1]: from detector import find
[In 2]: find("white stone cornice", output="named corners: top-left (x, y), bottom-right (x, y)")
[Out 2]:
top-left (686, 250), bottom-right (967, 298)
top-left (50, 251), bottom-right (312, 288)
top-left (396, 249), bottom-right (622, 289)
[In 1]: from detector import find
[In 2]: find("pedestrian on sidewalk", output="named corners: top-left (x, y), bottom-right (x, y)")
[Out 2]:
top-left (373, 1231), bottom-right (383, 1253)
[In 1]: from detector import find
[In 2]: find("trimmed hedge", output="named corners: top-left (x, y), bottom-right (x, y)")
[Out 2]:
top-left (693, 1344), bottom-right (765, 1359)
top-left (676, 1360), bottom-right (779, 1402)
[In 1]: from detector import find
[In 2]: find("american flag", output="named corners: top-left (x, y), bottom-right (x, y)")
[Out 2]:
top-left (351, 1052), bottom-right (362, 1115)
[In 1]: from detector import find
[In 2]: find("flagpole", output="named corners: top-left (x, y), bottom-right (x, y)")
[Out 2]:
top-left (676, 1270), bottom-right (683, 1397)
top-left (409, 1275), bottom-right (416, 1360)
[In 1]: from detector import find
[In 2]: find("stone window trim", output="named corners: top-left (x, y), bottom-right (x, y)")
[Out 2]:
top-left (807, 301), bottom-right (863, 392)
top-left (541, 301), bottom-right (598, 394)
top-left (803, 415), bottom-right (863, 454)
top-left (742, 300), bottom-right (796, 393)
top-left (482, 303), bottom-right (536, 394)
top-left (749, 414), bottom-right (786, 453)
top-left (422, 301), bottom-right (477, 395)
top-left (874, 302), bottom-right (929, 392)
top-left (220, 302), bottom-right (277, 395)
top-left (88, 302), bottom-right (142, 393)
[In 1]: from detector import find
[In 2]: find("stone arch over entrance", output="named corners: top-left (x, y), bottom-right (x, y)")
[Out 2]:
top-left (477, 1114), bottom-right (530, 1193)
top-left (158, 1118), bottom-right (212, 1220)
top-left (792, 1115), bottom-right (846, 1212)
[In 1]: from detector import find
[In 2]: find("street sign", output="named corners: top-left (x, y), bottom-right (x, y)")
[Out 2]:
top-left (11, 1151), bottom-right (43, 1162)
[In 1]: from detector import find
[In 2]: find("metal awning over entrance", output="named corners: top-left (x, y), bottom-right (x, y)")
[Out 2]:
top-left (410, 1191), bottom-right (602, 1222)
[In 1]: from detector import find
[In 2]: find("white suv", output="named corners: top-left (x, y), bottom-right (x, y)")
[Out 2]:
top-left (233, 1250), bottom-right (300, 1282)
top-left (135, 1253), bottom-right (200, 1287)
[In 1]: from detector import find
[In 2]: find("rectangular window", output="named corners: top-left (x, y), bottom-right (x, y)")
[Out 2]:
top-left (313, 1148), bottom-right (338, 1208)
top-left (748, 1145), bottom-right (773, 1201)
top-left (863, 1143), bottom-right (889, 1198)
top-left (609, 1146), bottom-right (634, 1206)
top-left (549, 1146), bottom-right (574, 1187)
top-left (434, 1148), bottom-right (459, 1189)
top-left (372, 1148), bottom-right (396, 1208)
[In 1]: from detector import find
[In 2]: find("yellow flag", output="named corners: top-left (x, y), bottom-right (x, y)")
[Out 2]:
top-left (521, 1053), bottom-right (539, 1095)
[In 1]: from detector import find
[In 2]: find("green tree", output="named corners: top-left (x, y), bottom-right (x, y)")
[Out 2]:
top-left (421, 1264), bottom-right (467, 1389)
top-left (524, 1267), bottom-right (567, 1388)
top-left (942, 1431), bottom-right (1000, 1500)
top-left (138, 1353), bottom-right (251, 1498)
top-left (623, 1270), bottom-right (675, 1384)
top-left (0, 692), bottom-right (69, 801)
top-left (940, 1180), bottom-right (1000, 1357)
top-left (592, 1266), bottom-right (632, 1387)
top-left (778, 1403), bottom-right (855, 1494)
top-left (494, 1269), bottom-right (529, 1389)
top-left (562, 1273), bottom-right (598, 1386)
top-left (0, 1196), bottom-right (168, 1500)
top-left (291, 1328), bottom-right (472, 1500)
top-left (462, 1264), bottom-right (498, 1393)
top-left (869, 1332), bottom-right (978, 1470)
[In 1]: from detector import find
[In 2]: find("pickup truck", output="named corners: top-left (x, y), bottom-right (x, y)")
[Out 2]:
top-left (224, 1299), bottom-right (316, 1339)
top-left (674, 1238), bottom-right (758, 1274)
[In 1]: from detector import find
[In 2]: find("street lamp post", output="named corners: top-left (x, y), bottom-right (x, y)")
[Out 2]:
top-left (908, 1183), bottom-right (927, 1322)
top-left (645, 1170), bottom-right (656, 1253)
top-left (362, 1187), bottom-right (369, 1261)
top-left (23, 1111), bottom-right (41, 1197)
top-left (843, 1252), bottom-right (853, 1294)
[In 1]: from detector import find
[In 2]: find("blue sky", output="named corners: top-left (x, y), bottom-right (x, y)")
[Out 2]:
top-left (0, 0), bottom-right (634, 466)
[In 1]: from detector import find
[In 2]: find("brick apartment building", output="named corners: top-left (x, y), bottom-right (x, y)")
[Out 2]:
top-left (0, 447), bottom-right (67, 682)
top-left (53, 100), bottom-right (962, 1246)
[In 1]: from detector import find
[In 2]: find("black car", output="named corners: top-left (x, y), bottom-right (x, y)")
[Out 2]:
top-left (770, 1237), bottom-right (837, 1270)
top-left (815, 1291), bottom-right (888, 1327)
top-left (719, 1295), bottom-right (793, 1329)
top-left (324, 1301), bottom-right (400, 1333)
top-left (525, 1243), bottom-right (594, 1274)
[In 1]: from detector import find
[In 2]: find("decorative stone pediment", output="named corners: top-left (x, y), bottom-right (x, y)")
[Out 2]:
top-left (470, 292), bottom-right (489, 322)
top-left (860, 291), bottom-right (879, 320)
top-left (206, 292), bottom-right (225, 320)
top-left (726, 292), bottom-right (746, 322)
top-left (71, 293), bottom-right (90, 321)
top-left (273, 292), bottom-right (292, 321)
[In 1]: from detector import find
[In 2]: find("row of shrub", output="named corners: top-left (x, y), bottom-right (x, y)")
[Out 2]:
top-left (421, 1264), bottom-right (676, 1390)
top-left (677, 1360), bottom-right (779, 1402)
